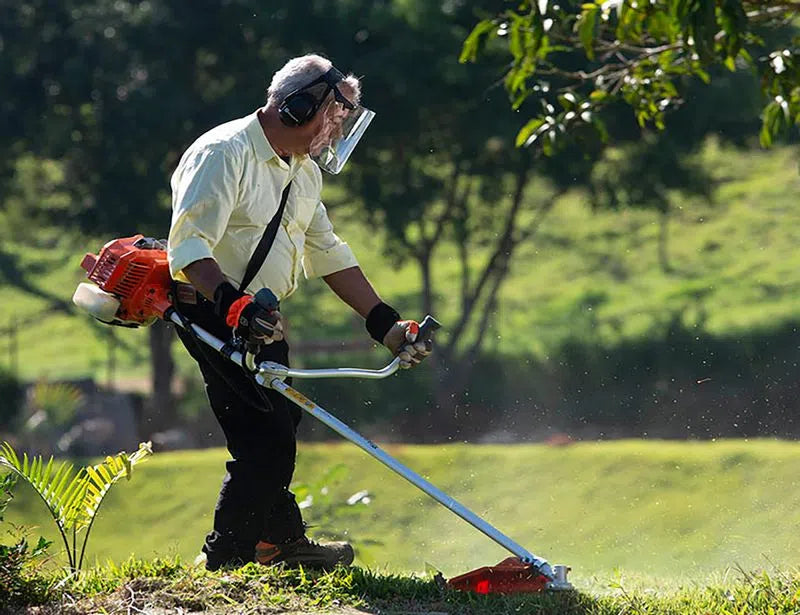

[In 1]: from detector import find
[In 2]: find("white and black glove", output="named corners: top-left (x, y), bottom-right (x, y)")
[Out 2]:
top-left (366, 303), bottom-right (433, 369)
top-left (214, 283), bottom-right (285, 346)
top-left (383, 320), bottom-right (433, 368)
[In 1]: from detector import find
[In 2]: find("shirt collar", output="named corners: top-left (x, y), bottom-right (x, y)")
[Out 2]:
top-left (245, 111), bottom-right (278, 162)
top-left (245, 111), bottom-right (310, 175)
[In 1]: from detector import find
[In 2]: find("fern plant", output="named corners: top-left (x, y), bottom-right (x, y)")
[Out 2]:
top-left (0, 441), bottom-right (152, 571)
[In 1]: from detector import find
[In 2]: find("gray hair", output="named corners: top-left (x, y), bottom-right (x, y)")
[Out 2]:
top-left (266, 54), bottom-right (361, 107)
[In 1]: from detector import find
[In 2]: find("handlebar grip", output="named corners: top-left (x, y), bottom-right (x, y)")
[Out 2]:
top-left (417, 315), bottom-right (442, 342)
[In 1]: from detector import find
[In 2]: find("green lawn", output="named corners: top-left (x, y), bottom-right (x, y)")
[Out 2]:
top-left (4, 439), bottom-right (800, 589)
top-left (10, 557), bottom-right (800, 614)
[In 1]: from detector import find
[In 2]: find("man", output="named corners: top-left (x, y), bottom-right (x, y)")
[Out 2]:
top-left (167, 54), bottom-right (431, 571)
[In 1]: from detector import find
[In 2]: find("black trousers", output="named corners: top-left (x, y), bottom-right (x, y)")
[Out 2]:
top-left (174, 296), bottom-right (305, 570)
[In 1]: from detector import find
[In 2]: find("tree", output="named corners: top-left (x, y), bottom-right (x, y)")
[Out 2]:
top-left (335, 1), bottom-right (747, 432)
top-left (2, 0), bottom-right (794, 439)
top-left (0, 0), bottom-right (571, 433)
top-left (0, 0), bottom-right (294, 428)
top-left (308, 1), bottom-right (587, 431)
top-left (460, 0), bottom-right (799, 151)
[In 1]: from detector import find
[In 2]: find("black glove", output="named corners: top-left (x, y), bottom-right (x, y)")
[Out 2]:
top-left (214, 283), bottom-right (284, 347)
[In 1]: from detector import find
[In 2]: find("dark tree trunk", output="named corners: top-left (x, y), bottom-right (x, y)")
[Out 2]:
top-left (146, 320), bottom-right (176, 434)
top-left (658, 208), bottom-right (673, 273)
top-left (420, 250), bottom-right (434, 318)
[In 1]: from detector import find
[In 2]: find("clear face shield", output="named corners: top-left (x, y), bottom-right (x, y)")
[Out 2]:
top-left (306, 82), bottom-right (374, 174)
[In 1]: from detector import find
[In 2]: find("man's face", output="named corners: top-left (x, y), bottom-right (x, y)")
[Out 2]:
top-left (280, 80), bottom-right (359, 159)
top-left (308, 98), bottom-right (352, 157)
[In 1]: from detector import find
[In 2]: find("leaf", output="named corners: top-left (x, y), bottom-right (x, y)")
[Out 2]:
top-left (1, 443), bottom-right (73, 519)
top-left (759, 101), bottom-right (779, 147)
top-left (647, 10), bottom-right (677, 42)
top-left (759, 122), bottom-right (772, 148)
top-left (507, 57), bottom-right (536, 95)
top-left (689, 0), bottom-right (718, 64)
top-left (724, 56), bottom-right (736, 71)
top-left (460, 19), bottom-right (497, 63)
top-left (123, 454), bottom-right (132, 480)
top-left (33, 536), bottom-right (52, 557)
top-left (559, 92), bottom-right (578, 110)
top-left (49, 462), bottom-right (75, 507)
top-left (694, 66), bottom-right (711, 84)
top-left (592, 114), bottom-right (609, 141)
top-left (516, 117), bottom-right (546, 147)
top-left (509, 16), bottom-right (524, 61)
top-left (719, 0), bottom-right (747, 59)
top-left (672, 0), bottom-right (691, 23)
top-left (578, 6), bottom-right (598, 60)
top-left (511, 88), bottom-right (532, 111)
top-left (738, 47), bottom-right (753, 65)
top-left (30, 456), bottom-right (41, 483)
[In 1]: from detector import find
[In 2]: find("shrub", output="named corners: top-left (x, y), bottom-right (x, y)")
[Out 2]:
top-left (0, 471), bottom-right (52, 606)
top-left (0, 441), bottom-right (152, 571)
top-left (0, 535), bottom-right (52, 607)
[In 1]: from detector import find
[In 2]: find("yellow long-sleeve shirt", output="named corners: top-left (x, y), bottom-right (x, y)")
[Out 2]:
top-left (168, 111), bottom-right (358, 300)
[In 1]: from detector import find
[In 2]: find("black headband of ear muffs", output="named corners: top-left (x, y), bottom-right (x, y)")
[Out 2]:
top-left (278, 67), bottom-right (356, 127)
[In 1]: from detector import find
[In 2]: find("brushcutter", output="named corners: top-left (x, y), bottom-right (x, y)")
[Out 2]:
top-left (72, 234), bottom-right (573, 594)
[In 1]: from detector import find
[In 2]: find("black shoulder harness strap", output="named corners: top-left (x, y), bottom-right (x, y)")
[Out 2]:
top-left (238, 181), bottom-right (292, 293)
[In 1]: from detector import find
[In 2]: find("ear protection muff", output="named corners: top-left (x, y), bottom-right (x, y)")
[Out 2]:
top-left (278, 67), bottom-right (355, 127)
top-left (278, 89), bottom-right (320, 127)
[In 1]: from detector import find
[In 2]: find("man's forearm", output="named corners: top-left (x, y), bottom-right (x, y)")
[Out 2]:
top-left (322, 266), bottom-right (382, 318)
top-left (182, 258), bottom-right (228, 300)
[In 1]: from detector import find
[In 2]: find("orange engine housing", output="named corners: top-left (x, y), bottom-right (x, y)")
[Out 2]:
top-left (81, 235), bottom-right (173, 325)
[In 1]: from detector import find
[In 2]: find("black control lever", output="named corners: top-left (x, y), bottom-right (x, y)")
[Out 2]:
top-left (416, 315), bottom-right (442, 343)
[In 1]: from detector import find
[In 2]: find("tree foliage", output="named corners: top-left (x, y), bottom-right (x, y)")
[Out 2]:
top-left (461, 0), bottom-right (800, 151)
top-left (0, 0), bottom-right (796, 437)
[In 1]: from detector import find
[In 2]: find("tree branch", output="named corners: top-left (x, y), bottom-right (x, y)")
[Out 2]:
top-left (443, 161), bottom-right (531, 358)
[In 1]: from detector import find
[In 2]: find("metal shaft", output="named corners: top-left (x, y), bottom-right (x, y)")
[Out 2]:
top-left (169, 310), bottom-right (242, 360)
top-left (265, 377), bottom-right (552, 577)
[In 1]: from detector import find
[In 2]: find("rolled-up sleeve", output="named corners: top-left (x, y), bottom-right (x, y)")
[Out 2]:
top-left (168, 146), bottom-right (240, 277)
top-left (302, 201), bottom-right (359, 279)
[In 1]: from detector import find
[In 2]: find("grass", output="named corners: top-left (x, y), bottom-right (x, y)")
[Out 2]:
top-left (4, 440), bottom-right (800, 588)
top-left (0, 140), bottom-right (799, 383)
top-left (5, 556), bottom-right (800, 614)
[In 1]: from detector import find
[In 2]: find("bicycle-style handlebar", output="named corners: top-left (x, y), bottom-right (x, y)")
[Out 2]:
top-left (173, 311), bottom-right (441, 379)
top-left (263, 314), bottom-right (441, 379)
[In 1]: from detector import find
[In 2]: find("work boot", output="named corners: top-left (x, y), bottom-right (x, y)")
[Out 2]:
top-left (255, 536), bottom-right (354, 570)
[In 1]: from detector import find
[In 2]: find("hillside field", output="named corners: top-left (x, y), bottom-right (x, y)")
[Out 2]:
top-left (0, 141), bottom-right (798, 385)
top-left (4, 439), bottom-right (800, 589)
